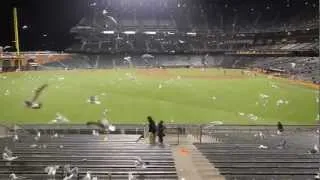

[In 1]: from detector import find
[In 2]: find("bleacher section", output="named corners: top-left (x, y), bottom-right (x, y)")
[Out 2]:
top-left (0, 132), bottom-right (178, 180)
top-left (195, 126), bottom-right (319, 180)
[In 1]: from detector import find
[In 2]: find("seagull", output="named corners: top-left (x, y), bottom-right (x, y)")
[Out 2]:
top-left (34, 131), bottom-right (41, 141)
top-left (44, 165), bottom-right (60, 175)
top-left (86, 112), bottom-right (116, 132)
top-left (128, 172), bottom-right (136, 180)
top-left (134, 157), bottom-right (148, 169)
top-left (24, 84), bottom-right (48, 109)
top-left (4, 147), bottom-right (13, 156)
top-left (92, 130), bottom-right (99, 136)
top-left (315, 169), bottom-right (320, 180)
top-left (3, 152), bottom-right (18, 161)
top-left (51, 133), bottom-right (59, 138)
top-left (50, 113), bottom-right (69, 124)
top-left (9, 173), bottom-right (26, 180)
top-left (13, 134), bottom-right (19, 142)
top-left (277, 139), bottom-right (287, 149)
top-left (254, 131), bottom-right (265, 139)
top-left (308, 144), bottom-right (319, 154)
top-left (82, 171), bottom-right (92, 180)
top-left (258, 145), bottom-right (268, 149)
top-left (87, 96), bottom-right (101, 104)
top-left (63, 165), bottom-right (79, 180)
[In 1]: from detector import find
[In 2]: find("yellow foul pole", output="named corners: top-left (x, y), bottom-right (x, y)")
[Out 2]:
top-left (13, 7), bottom-right (21, 69)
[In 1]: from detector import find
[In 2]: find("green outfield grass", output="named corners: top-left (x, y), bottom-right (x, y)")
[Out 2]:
top-left (0, 68), bottom-right (318, 125)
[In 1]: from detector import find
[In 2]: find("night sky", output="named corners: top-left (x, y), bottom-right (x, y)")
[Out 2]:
top-left (1, 0), bottom-right (89, 51)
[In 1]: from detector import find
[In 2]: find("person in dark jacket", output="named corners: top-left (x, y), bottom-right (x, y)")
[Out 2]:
top-left (147, 116), bottom-right (156, 144)
top-left (157, 121), bottom-right (166, 144)
top-left (277, 121), bottom-right (284, 134)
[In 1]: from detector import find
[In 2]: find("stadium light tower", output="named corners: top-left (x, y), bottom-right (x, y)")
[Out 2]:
top-left (13, 7), bottom-right (21, 70)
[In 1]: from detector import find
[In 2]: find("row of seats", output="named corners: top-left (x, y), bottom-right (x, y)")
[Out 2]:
top-left (195, 126), bottom-right (319, 180)
top-left (1, 132), bottom-right (178, 180)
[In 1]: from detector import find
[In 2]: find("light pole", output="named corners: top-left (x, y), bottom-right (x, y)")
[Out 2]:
top-left (13, 7), bottom-right (21, 70)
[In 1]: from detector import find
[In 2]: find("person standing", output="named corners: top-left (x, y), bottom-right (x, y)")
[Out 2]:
top-left (147, 116), bottom-right (156, 144)
top-left (157, 121), bottom-right (166, 144)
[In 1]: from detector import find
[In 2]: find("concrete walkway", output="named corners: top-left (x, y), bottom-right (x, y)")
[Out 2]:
top-left (169, 135), bottom-right (225, 180)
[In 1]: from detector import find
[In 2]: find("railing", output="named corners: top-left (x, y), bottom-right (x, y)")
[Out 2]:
top-left (2, 123), bottom-right (318, 145)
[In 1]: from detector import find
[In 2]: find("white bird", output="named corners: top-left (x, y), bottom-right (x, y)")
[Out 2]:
top-left (134, 157), bottom-right (147, 169)
top-left (34, 131), bottom-right (41, 141)
top-left (308, 144), bottom-right (319, 154)
top-left (92, 130), bottom-right (99, 136)
top-left (51, 133), bottom-right (59, 138)
top-left (254, 131), bottom-right (265, 139)
top-left (3, 152), bottom-right (18, 161)
top-left (258, 145), bottom-right (268, 149)
top-left (13, 134), bottom-right (19, 142)
top-left (87, 96), bottom-right (101, 105)
top-left (82, 171), bottom-right (92, 180)
top-left (9, 173), bottom-right (26, 180)
top-left (30, 144), bottom-right (38, 148)
top-left (259, 93), bottom-right (269, 99)
top-left (4, 147), bottom-right (13, 156)
top-left (44, 165), bottom-right (60, 175)
top-left (50, 113), bottom-right (69, 124)
top-left (128, 172), bottom-right (136, 180)
top-left (315, 169), bottom-right (320, 179)
top-left (63, 165), bottom-right (79, 180)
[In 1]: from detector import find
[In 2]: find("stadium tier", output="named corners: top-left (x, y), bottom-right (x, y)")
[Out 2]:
top-left (0, 130), bottom-right (178, 180)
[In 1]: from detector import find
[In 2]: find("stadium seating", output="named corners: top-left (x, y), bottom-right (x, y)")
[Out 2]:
top-left (195, 126), bottom-right (319, 180)
top-left (0, 130), bottom-right (178, 180)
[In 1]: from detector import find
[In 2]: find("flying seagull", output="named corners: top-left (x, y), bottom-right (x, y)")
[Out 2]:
top-left (24, 84), bottom-right (48, 109)
top-left (86, 109), bottom-right (116, 132)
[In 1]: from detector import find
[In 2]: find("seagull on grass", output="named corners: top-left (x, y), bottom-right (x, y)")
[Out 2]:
top-left (24, 84), bottom-right (48, 109)
top-left (50, 113), bottom-right (69, 124)
top-left (87, 96), bottom-right (101, 105)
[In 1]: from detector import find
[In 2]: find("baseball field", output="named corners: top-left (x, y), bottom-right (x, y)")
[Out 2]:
top-left (0, 68), bottom-right (318, 125)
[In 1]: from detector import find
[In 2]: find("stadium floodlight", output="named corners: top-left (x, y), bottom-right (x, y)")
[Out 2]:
top-left (101, 31), bottom-right (115, 34)
top-left (186, 32), bottom-right (197, 36)
top-left (144, 31), bottom-right (157, 35)
top-left (123, 31), bottom-right (136, 35)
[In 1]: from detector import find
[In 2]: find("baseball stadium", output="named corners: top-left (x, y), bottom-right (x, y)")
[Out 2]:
top-left (0, 0), bottom-right (319, 180)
